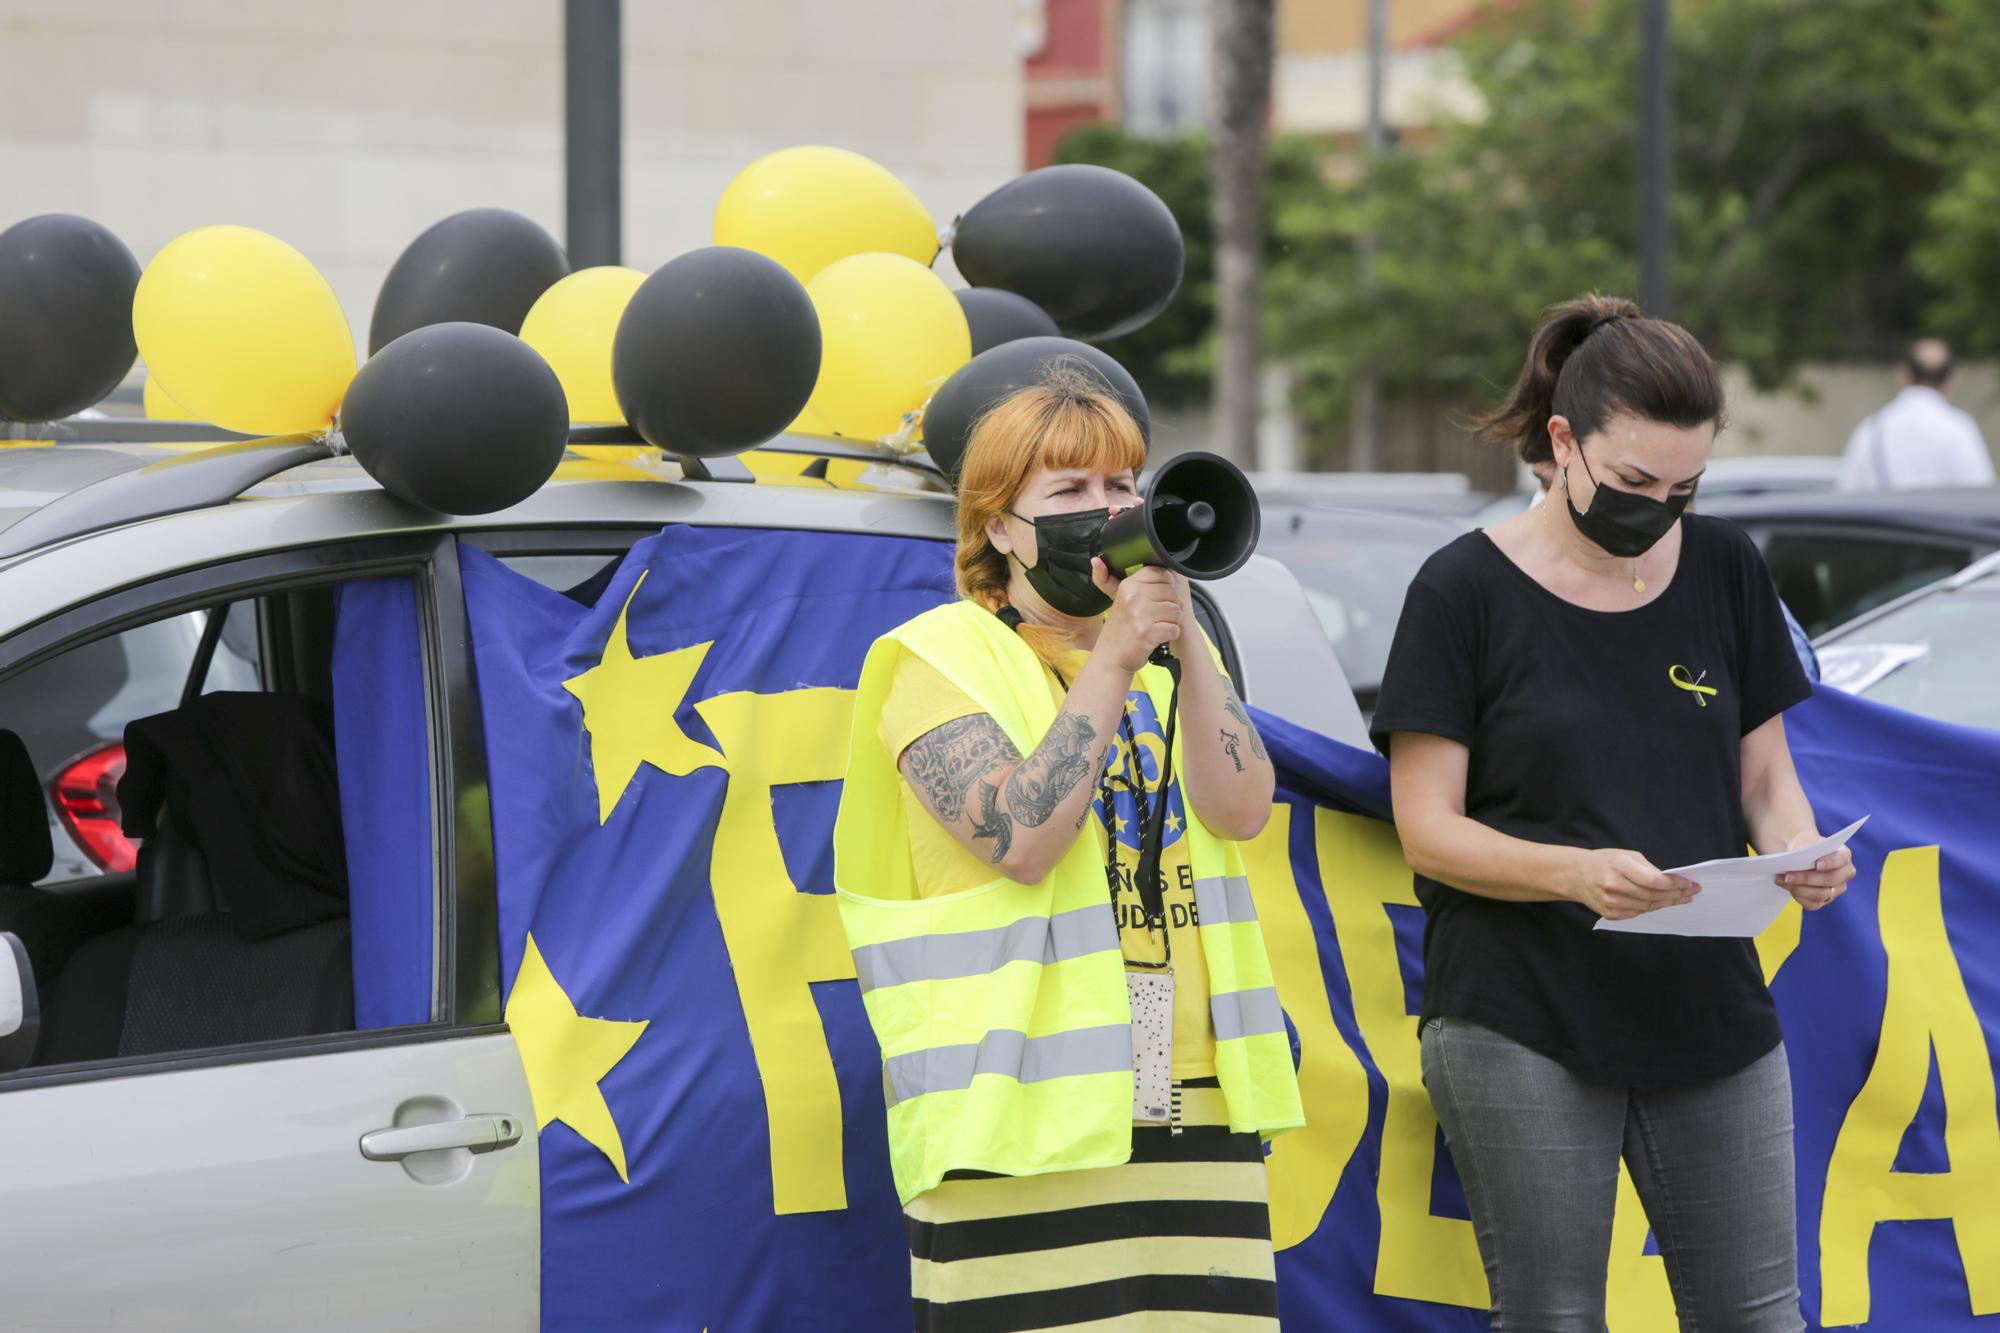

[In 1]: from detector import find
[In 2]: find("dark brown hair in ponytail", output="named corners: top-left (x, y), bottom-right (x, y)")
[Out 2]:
top-left (1477, 294), bottom-right (1726, 465)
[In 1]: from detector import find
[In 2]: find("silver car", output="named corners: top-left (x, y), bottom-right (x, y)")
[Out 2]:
top-left (0, 425), bottom-right (1358, 1330)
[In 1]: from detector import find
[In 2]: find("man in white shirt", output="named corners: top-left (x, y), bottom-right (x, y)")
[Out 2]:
top-left (1838, 339), bottom-right (1996, 491)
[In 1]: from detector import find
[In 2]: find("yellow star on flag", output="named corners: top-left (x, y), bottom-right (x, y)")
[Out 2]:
top-left (1166, 810), bottom-right (1183, 835)
top-left (505, 932), bottom-right (650, 1183)
top-left (563, 570), bottom-right (727, 824)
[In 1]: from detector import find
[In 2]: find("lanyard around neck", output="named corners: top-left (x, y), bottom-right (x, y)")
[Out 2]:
top-left (994, 606), bottom-right (1184, 935)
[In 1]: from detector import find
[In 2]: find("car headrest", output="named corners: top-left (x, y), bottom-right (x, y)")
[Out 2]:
top-left (0, 730), bottom-right (53, 886)
top-left (133, 804), bottom-right (217, 923)
top-left (117, 693), bottom-right (348, 936)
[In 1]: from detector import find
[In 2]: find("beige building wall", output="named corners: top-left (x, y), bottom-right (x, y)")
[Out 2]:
top-left (1720, 362), bottom-right (2000, 464)
top-left (0, 0), bottom-right (1025, 359)
top-left (1273, 0), bottom-right (1483, 137)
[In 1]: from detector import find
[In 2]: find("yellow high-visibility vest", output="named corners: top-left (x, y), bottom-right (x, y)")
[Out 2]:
top-left (833, 598), bottom-right (1304, 1204)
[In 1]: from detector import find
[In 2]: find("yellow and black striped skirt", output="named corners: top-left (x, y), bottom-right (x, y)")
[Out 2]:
top-left (904, 1078), bottom-right (1280, 1332)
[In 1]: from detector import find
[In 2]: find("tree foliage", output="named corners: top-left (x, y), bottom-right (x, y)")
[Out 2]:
top-left (1271, 0), bottom-right (1985, 454)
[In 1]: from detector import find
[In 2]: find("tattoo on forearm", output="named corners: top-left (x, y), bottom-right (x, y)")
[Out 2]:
top-left (1004, 712), bottom-right (1099, 827)
top-left (902, 715), bottom-right (1021, 822)
top-left (1222, 690), bottom-right (1268, 762)
top-left (972, 780), bottom-right (1013, 863)
top-left (1220, 728), bottom-right (1244, 772)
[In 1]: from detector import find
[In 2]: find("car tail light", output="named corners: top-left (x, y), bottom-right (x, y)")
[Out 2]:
top-left (49, 741), bottom-right (136, 873)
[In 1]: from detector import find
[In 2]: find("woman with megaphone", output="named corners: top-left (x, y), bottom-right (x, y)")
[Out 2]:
top-left (833, 365), bottom-right (1303, 1331)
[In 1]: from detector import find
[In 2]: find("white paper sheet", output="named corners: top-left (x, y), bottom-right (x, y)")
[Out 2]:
top-left (1593, 817), bottom-right (1868, 938)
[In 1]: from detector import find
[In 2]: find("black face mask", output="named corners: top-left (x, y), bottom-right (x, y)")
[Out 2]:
top-left (1007, 506), bottom-right (1111, 617)
top-left (1566, 450), bottom-right (1690, 558)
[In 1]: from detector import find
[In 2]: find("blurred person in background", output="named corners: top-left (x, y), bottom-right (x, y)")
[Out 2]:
top-left (1838, 338), bottom-right (1995, 491)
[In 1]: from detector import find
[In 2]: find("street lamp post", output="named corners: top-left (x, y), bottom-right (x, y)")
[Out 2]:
top-left (565, 0), bottom-right (622, 268)
top-left (1639, 0), bottom-right (1671, 318)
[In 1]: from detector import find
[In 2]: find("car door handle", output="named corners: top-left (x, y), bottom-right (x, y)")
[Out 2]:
top-left (359, 1113), bottom-right (524, 1161)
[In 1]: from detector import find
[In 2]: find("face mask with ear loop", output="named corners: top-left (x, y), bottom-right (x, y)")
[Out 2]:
top-left (1564, 448), bottom-right (1691, 559)
top-left (1005, 507), bottom-right (1113, 617)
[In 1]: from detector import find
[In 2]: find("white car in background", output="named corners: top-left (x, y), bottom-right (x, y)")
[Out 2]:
top-left (1814, 550), bottom-right (2000, 732)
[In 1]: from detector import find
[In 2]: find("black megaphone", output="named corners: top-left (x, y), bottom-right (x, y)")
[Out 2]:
top-left (1098, 450), bottom-right (1261, 581)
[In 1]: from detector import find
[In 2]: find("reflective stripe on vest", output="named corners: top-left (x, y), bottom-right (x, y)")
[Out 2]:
top-left (1210, 986), bottom-right (1287, 1041)
top-left (1192, 874), bottom-right (1258, 927)
top-left (883, 1023), bottom-right (1133, 1108)
top-left (852, 902), bottom-right (1117, 994)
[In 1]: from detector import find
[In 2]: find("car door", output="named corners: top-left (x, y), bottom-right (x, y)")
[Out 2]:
top-left (0, 535), bottom-right (537, 1332)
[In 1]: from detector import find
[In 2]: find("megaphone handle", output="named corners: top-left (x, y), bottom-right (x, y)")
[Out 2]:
top-left (1132, 647), bottom-right (1182, 924)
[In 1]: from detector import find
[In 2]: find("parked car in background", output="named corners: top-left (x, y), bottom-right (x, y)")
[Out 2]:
top-left (1814, 552), bottom-right (2000, 732)
top-left (1472, 453), bottom-right (1846, 527)
top-left (1702, 487), bottom-right (2000, 636)
top-left (1249, 469), bottom-right (1493, 520)
top-left (1253, 502), bottom-right (1468, 721)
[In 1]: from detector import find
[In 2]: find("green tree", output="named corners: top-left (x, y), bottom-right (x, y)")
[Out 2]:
top-left (1271, 0), bottom-right (1978, 461)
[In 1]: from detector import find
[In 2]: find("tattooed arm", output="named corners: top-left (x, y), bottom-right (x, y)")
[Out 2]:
top-left (896, 651), bottom-right (1137, 884)
top-left (1172, 627), bottom-right (1276, 840)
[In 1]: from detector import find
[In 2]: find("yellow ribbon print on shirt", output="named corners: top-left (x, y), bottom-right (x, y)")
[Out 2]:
top-left (1670, 664), bottom-right (1719, 707)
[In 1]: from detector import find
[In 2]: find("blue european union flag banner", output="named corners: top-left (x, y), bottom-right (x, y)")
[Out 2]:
top-left (455, 524), bottom-right (2000, 1331)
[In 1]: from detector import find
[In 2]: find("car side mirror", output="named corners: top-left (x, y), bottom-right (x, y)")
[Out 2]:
top-left (0, 931), bottom-right (39, 1076)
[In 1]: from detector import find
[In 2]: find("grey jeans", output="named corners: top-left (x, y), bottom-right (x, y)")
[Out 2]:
top-left (1420, 1016), bottom-right (1803, 1332)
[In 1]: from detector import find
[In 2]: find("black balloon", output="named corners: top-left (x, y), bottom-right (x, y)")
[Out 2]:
top-left (369, 209), bottom-right (570, 354)
top-left (0, 215), bottom-right (141, 421)
top-left (954, 287), bottom-right (1060, 356)
top-left (921, 335), bottom-right (1149, 484)
top-left (612, 246), bottom-right (821, 458)
top-left (340, 322), bottom-right (569, 515)
top-left (951, 165), bottom-right (1184, 341)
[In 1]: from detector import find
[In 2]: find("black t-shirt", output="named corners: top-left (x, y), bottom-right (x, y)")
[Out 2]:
top-left (1370, 513), bottom-right (1813, 1088)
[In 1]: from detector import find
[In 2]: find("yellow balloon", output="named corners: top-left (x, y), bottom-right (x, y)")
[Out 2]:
top-left (715, 146), bottom-right (938, 285)
top-left (518, 265), bottom-right (648, 423)
top-left (785, 402), bottom-right (835, 437)
top-left (133, 225), bottom-right (355, 436)
top-left (142, 374), bottom-right (196, 421)
top-left (805, 253), bottom-right (971, 441)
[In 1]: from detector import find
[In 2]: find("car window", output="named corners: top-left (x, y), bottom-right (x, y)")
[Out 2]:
top-left (0, 569), bottom-right (441, 1077)
top-left (3, 610), bottom-right (260, 884)
top-left (1762, 532), bottom-right (1975, 637)
top-left (1256, 511), bottom-right (1456, 696)
top-left (501, 552), bottom-right (625, 600)
top-left (1824, 577), bottom-right (2000, 730)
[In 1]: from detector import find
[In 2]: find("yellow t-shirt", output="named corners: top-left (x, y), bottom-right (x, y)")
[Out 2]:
top-left (877, 648), bottom-right (1219, 1078)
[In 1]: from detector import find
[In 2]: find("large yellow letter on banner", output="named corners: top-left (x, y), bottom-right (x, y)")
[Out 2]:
top-left (1820, 845), bottom-right (2000, 1324)
top-left (1240, 805), bottom-right (1371, 1249)
top-left (697, 688), bottom-right (860, 1215)
top-left (1316, 809), bottom-right (1488, 1308)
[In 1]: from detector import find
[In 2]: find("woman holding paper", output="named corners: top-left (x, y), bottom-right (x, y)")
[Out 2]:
top-left (1373, 294), bottom-right (1856, 1331)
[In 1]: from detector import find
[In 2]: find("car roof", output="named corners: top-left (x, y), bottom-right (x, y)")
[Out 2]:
top-left (0, 431), bottom-right (958, 622)
top-left (0, 429), bottom-right (1371, 746)
top-left (1700, 485), bottom-right (2000, 533)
